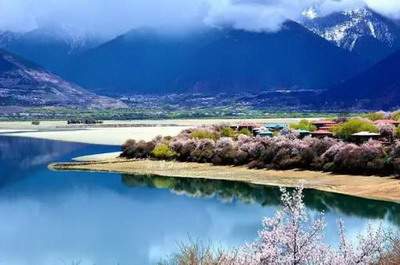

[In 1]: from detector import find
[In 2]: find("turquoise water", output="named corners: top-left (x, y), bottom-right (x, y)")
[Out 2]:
top-left (0, 136), bottom-right (399, 265)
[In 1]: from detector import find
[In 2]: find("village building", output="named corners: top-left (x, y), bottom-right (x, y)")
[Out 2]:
top-left (265, 123), bottom-right (288, 132)
top-left (351, 131), bottom-right (381, 143)
top-left (231, 122), bottom-right (260, 132)
top-left (297, 129), bottom-right (312, 138)
top-left (373, 119), bottom-right (400, 127)
top-left (312, 120), bottom-right (337, 130)
top-left (311, 129), bottom-right (333, 138)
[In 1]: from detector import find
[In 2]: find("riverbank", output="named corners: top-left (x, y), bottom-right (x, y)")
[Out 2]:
top-left (50, 158), bottom-right (400, 203)
top-left (0, 118), bottom-right (319, 145)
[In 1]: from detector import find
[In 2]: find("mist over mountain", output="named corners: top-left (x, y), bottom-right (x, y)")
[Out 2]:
top-left (61, 21), bottom-right (366, 95)
top-left (0, 26), bottom-right (102, 76)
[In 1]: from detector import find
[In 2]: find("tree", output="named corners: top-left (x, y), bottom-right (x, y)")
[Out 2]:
top-left (152, 143), bottom-right (177, 160)
top-left (290, 119), bottom-right (317, 132)
top-left (333, 118), bottom-right (378, 140)
top-left (237, 186), bottom-right (387, 265)
top-left (362, 111), bottom-right (386, 121)
top-left (165, 186), bottom-right (389, 265)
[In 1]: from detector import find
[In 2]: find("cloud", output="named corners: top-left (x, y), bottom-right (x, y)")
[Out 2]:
top-left (0, 0), bottom-right (399, 37)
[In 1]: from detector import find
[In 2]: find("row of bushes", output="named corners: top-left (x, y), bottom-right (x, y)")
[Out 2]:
top-left (121, 126), bottom-right (400, 175)
top-left (291, 117), bottom-right (400, 140)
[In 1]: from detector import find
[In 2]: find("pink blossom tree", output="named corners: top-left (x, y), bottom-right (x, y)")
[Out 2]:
top-left (233, 186), bottom-right (387, 265)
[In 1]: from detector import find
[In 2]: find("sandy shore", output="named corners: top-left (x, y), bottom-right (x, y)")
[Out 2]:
top-left (0, 118), bottom-right (319, 130)
top-left (50, 158), bottom-right (400, 203)
top-left (1, 127), bottom-right (189, 145)
top-left (0, 118), bottom-right (320, 145)
top-left (73, 152), bottom-right (122, 161)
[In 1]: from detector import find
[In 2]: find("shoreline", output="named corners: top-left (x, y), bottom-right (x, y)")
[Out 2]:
top-left (50, 158), bottom-right (400, 203)
top-left (0, 118), bottom-right (318, 145)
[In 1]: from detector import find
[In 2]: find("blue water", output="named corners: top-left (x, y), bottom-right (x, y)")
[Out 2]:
top-left (0, 136), bottom-right (399, 265)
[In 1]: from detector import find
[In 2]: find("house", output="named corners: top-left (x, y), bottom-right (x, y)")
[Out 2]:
top-left (231, 122), bottom-right (260, 132)
top-left (297, 129), bottom-right (311, 138)
top-left (351, 131), bottom-right (380, 143)
top-left (311, 129), bottom-right (333, 138)
top-left (373, 119), bottom-right (400, 127)
top-left (257, 129), bottom-right (273, 137)
top-left (265, 123), bottom-right (288, 132)
top-left (312, 120), bottom-right (337, 130)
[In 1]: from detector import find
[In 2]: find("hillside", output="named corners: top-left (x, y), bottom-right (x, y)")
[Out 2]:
top-left (65, 21), bottom-right (367, 95)
top-left (0, 49), bottom-right (125, 108)
top-left (323, 48), bottom-right (400, 109)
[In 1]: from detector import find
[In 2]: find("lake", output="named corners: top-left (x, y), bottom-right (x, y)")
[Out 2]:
top-left (0, 136), bottom-right (399, 265)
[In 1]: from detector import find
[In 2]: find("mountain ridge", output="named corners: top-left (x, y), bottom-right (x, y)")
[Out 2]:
top-left (0, 49), bottom-right (125, 108)
top-left (64, 21), bottom-right (367, 95)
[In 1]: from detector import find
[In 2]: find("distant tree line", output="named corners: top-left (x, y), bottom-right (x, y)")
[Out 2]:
top-left (67, 118), bottom-right (103, 125)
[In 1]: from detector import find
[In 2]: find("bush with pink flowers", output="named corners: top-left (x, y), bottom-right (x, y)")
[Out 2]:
top-left (121, 126), bottom-right (400, 176)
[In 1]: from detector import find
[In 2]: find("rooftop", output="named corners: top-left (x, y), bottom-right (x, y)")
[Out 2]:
top-left (352, 131), bottom-right (380, 137)
top-left (373, 119), bottom-right (400, 125)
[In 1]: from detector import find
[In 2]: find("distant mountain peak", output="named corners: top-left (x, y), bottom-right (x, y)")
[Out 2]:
top-left (302, 7), bottom-right (400, 62)
top-left (304, 8), bottom-right (396, 50)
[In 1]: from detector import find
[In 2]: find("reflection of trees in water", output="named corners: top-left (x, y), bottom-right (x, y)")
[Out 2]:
top-left (122, 174), bottom-right (400, 226)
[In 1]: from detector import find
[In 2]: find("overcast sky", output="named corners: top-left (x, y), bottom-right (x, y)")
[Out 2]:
top-left (0, 0), bottom-right (400, 38)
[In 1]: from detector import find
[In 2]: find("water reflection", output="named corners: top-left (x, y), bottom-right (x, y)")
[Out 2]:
top-left (0, 136), bottom-right (398, 265)
top-left (0, 136), bottom-right (116, 187)
top-left (122, 174), bottom-right (400, 226)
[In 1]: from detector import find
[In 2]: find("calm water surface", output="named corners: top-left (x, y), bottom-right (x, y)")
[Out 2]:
top-left (0, 136), bottom-right (399, 265)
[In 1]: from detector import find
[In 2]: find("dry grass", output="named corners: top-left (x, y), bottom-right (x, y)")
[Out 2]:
top-left (159, 243), bottom-right (235, 265)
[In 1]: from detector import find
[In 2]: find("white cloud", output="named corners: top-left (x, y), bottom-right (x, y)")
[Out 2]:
top-left (0, 0), bottom-right (399, 37)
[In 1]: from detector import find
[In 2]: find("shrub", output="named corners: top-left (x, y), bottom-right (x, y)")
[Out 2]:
top-left (121, 139), bottom-right (155, 159)
top-left (392, 110), bottom-right (400, 121)
top-left (378, 124), bottom-right (395, 141)
top-left (191, 129), bottom-right (219, 140)
top-left (152, 143), bottom-right (177, 160)
top-left (212, 138), bottom-right (237, 165)
top-left (290, 119), bottom-right (317, 132)
top-left (221, 127), bottom-right (237, 138)
top-left (31, 121), bottom-right (40, 126)
top-left (238, 128), bottom-right (252, 136)
top-left (332, 118), bottom-right (378, 140)
top-left (362, 111), bottom-right (386, 121)
top-left (321, 140), bottom-right (387, 174)
top-left (395, 127), bottom-right (400, 139)
top-left (170, 139), bottom-right (197, 161)
top-left (190, 139), bottom-right (215, 163)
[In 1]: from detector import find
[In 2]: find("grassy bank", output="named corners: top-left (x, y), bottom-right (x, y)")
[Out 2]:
top-left (50, 158), bottom-right (400, 203)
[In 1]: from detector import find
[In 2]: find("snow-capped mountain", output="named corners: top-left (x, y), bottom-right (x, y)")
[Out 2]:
top-left (302, 8), bottom-right (400, 63)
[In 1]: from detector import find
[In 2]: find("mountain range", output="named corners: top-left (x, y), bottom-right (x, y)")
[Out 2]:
top-left (2, 7), bottom-right (400, 109)
top-left (0, 49), bottom-right (124, 108)
top-left (64, 21), bottom-right (366, 95)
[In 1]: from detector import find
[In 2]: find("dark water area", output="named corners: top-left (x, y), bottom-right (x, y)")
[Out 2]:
top-left (0, 136), bottom-right (399, 265)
